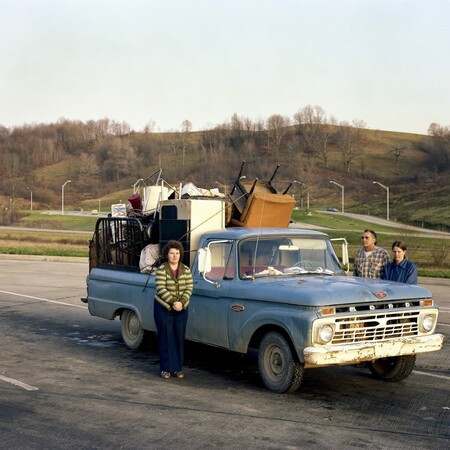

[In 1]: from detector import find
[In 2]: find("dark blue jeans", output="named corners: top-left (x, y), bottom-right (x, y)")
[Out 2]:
top-left (153, 300), bottom-right (188, 373)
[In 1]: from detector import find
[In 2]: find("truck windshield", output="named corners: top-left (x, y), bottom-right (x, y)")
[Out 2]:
top-left (238, 237), bottom-right (342, 279)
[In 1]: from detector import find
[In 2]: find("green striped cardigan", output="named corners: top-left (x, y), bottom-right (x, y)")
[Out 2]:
top-left (154, 262), bottom-right (193, 311)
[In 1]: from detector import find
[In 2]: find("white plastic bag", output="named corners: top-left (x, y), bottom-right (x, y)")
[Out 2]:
top-left (139, 244), bottom-right (160, 274)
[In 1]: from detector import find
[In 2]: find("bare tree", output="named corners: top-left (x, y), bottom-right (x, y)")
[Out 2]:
top-left (168, 120), bottom-right (193, 167)
top-left (110, 120), bottom-right (131, 136)
top-left (241, 117), bottom-right (257, 157)
top-left (229, 113), bottom-right (244, 151)
top-left (426, 122), bottom-right (450, 172)
top-left (294, 105), bottom-right (318, 161)
top-left (181, 120), bottom-right (192, 134)
top-left (317, 116), bottom-right (337, 169)
top-left (76, 153), bottom-right (100, 192)
top-left (95, 137), bottom-right (137, 183)
top-left (335, 119), bottom-right (367, 173)
top-left (180, 120), bottom-right (192, 167)
top-left (143, 120), bottom-right (156, 134)
top-left (266, 114), bottom-right (290, 158)
top-left (0, 125), bottom-right (9, 143)
top-left (293, 105), bottom-right (335, 168)
top-left (389, 143), bottom-right (409, 168)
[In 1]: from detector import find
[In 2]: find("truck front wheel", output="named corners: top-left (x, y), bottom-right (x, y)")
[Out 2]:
top-left (121, 309), bottom-right (146, 350)
top-left (258, 332), bottom-right (304, 393)
top-left (369, 355), bottom-right (416, 382)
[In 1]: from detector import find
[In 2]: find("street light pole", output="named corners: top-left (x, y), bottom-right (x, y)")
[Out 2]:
top-left (292, 180), bottom-right (303, 209)
top-left (27, 187), bottom-right (33, 211)
top-left (329, 180), bottom-right (344, 213)
top-left (373, 181), bottom-right (389, 221)
top-left (61, 180), bottom-right (71, 216)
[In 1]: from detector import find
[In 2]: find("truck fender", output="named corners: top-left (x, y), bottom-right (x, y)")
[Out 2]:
top-left (228, 307), bottom-right (308, 361)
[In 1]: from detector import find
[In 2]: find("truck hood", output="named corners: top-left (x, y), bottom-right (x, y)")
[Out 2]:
top-left (231, 275), bottom-right (432, 306)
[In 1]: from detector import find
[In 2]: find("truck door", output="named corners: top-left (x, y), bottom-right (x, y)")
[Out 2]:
top-left (187, 241), bottom-right (234, 348)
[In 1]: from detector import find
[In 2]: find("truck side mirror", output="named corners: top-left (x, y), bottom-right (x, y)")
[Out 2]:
top-left (330, 238), bottom-right (349, 273)
top-left (198, 247), bottom-right (221, 288)
top-left (198, 248), bottom-right (212, 274)
top-left (342, 243), bottom-right (349, 265)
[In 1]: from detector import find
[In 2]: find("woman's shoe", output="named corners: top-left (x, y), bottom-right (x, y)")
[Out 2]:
top-left (173, 371), bottom-right (185, 379)
top-left (161, 371), bottom-right (171, 379)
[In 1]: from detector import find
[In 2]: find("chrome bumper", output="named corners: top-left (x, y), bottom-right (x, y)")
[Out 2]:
top-left (303, 333), bottom-right (444, 368)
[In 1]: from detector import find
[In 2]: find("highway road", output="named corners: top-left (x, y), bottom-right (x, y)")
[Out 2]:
top-left (317, 211), bottom-right (450, 239)
top-left (0, 258), bottom-right (449, 449)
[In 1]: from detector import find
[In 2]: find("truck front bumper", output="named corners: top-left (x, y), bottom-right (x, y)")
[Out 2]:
top-left (303, 333), bottom-right (444, 368)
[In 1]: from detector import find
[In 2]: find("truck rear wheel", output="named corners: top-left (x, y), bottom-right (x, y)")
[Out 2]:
top-left (121, 309), bottom-right (146, 350)
top-left (369, 355), bottom-right (416, 382)
top-left (258, 332), bottom-right (304, 393)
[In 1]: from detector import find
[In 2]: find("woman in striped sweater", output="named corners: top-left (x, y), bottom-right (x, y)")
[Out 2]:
top-left (154, 240), bottom-right (193, 379)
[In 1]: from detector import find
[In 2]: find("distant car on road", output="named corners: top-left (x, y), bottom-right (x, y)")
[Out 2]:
top-left (326, 207), bottom-right (339, 212)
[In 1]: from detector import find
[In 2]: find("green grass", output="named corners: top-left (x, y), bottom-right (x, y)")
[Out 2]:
top-left (0, 229), bottom-right (90, 244)
top-left (0, 246), bottom-right (88, 257)
top-left (17, 211), bottom-right (99, 232)
top-left (418, 269), bottom-right (450, 278)
top-left (294, 210), bottom-right (450, 277)
top-left (293, 210), bottom-right (395, 232)
top-left (1, 208), bottom-right (448, 277)
top-left (0, 224), bottom-right (91, 258)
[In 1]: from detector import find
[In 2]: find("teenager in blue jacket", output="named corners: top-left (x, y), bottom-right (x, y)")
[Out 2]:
top-left (381, 240), bottom-right (418, 284)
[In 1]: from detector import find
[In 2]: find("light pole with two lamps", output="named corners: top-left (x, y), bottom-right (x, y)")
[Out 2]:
top-left (329, 180), bottom-right (344, 213)
top-left (373, 181), bottom-right (389, 221)
top-left (61, 180), bottom-right (71, 215)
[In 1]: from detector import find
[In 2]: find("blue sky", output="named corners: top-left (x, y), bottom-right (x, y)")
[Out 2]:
top-left (0, 0), bottom-right (449, 134)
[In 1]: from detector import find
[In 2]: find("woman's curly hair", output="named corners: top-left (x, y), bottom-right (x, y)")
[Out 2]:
top-left (161, 240), bottom-right (184, 261)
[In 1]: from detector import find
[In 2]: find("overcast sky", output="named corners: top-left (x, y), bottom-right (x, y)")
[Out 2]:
top-left (1, 0), bottom-right (449, 134)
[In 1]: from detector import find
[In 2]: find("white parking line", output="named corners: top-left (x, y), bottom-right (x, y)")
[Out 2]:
top-left (0, 290), bottom-right (87, 309)
top-left (413, 370), bottom-right (450, 381)
top-left (0, 374), bottom-right (38, 391)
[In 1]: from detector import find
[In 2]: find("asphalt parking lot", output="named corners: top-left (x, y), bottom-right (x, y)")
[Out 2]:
top-left (0, 258), bottom-right (449, 449)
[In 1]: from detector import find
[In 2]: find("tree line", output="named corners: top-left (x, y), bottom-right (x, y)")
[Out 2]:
top-left (0, 107), bottom-right (449, 212)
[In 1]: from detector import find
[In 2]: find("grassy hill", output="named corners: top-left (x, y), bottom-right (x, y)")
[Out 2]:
top-left (1, 125), bottom-right (449, 232)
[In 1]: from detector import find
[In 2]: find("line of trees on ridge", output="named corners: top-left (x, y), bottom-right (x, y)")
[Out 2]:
top-left (0, 106), bottom-right (448, 219)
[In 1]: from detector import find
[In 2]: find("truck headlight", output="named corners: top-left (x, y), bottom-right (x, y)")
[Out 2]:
top-left (318, 324), bottom-right (334, 344)
top-left (420, 314), bottom-right (435, 333)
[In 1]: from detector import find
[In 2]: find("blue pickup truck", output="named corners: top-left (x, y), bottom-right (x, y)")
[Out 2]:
top-left (84, 211), bottom-right (443, 393)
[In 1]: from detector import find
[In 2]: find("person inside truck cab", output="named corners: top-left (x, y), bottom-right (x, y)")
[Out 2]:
top-left (154, 240), bottom-right (193, 380)
top-left (353, 229), bottom-right (390, 278)
top-left (381, 240), bottom-right (418, 284)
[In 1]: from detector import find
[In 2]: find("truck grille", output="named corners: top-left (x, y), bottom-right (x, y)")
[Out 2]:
top-left (333, 311), bottom-right (419, 344)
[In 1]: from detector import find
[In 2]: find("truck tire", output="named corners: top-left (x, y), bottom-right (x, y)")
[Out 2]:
top-left (369, 355), bottom-right (416, 382)
top-left (258, 331), bottom-right (304, 393)
top-left (121, 309), bottom-right (146, 350)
